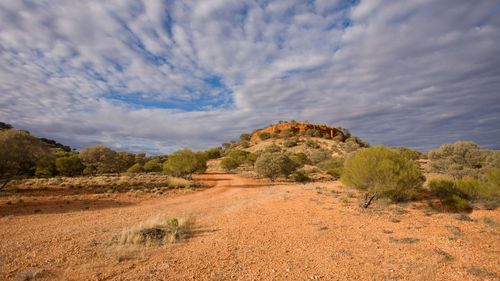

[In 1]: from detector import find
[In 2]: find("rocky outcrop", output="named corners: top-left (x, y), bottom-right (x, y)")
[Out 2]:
top-left (251, 122), bottom-right (345, 141)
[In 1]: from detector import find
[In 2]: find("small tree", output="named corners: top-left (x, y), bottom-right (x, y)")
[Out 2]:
top-left (255, 152), bottom-right (298, 180)
top-left (144, 159), bottom-right (162, 172)
top-left (341, 146), bottom-right (425, 207)
top-left (163, 149), bottom-right (207, 178)
top-left (0, 129), bottom-right (51, 188)
top-left (79, 145), bottom-right (120, 174)
top-left (55, 154), bottom-right (85, 176)
top-left (309, 149), bottom-right (331, 164)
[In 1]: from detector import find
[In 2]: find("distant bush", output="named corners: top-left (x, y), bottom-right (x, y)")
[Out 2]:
top-left (79, 145), bottom-right (120, 174)
top-left (55, 154), bottom-right (85, 176)
top-left (344, 138), bottom-right (362, 154)
top-left (144, 160), bottom-right (162, 172)
top-left (290, 170), bottom-right (310, 182)
top-left (333, 134), bottom-right (344, 142)
top-left (127, 163), bottom-right (144, 173)
top-left (240, 133), bottom-right (251, 141)
top-left (220, 157), bottom-right (239, 171)
top-left (205, 148), bottom-right (222, 159)
top-left (393, 147), bottom-right (422, 161)
top-left (428, 141), bottom-right (484, 179)
top-left (323, 133), bottom-right (331, 139)
top-left (309, 149), bottom-right (331, 164)
top-left (264, 144), bottom-right (281, 153)
top-left (305, 140), bottom-right (320, 149)
top-left (306, 128), bottom-right (322, 138)
top-left (228, 149), bottom-right (249, 163)
top-left (281, 128), bottom-right (294, 138)
top-left (239, 140), bottom-right (250, 148)
top-left (289, 152), bottom-right (309, 167)
top-left (283, 138), bottom-right (298, 147)
top-left (163, 149), bottom-right (207, 178)
top-left (255, 152), bottom-right (298, 180)
top-left (341, 146), bottom-right (425, 205)
top-left (258, 132), bottom-right (271, 140)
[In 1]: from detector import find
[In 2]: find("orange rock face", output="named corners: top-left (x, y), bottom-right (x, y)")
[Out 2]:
top-left (251, 122), bottom-right (344, 141)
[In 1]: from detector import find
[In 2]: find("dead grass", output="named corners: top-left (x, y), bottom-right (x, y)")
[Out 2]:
top-left (114, 216), bottom-right (192, 246)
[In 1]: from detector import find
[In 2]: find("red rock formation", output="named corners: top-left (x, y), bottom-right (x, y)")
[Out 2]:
top-left (251, 122), bottom-right (344, 141)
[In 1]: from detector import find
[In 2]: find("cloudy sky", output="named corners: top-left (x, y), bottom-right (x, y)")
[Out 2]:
top-left (1, 0), bottom-right (499, 154)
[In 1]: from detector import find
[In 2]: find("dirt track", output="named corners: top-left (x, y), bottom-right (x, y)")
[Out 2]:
top-left (1, 173), bottom-right (499, 280)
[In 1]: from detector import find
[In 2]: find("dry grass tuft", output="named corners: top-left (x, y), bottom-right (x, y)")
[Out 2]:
top-left (114, 217), bottom-right (192, 246)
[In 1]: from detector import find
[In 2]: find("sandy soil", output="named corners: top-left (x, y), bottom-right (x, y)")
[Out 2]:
top-left (1, 173), bottom-right (499, 280)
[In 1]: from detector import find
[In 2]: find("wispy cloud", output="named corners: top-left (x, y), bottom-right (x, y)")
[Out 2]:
top-left (0, 0), bottom-right (499, 153)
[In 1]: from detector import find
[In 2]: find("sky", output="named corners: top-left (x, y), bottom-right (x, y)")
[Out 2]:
top-left (1, 0), bottom-right (499, 154)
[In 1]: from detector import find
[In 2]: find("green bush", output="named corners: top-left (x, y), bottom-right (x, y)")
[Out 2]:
top-left (429, 179), bottom-right (467, 199)
top-left (127, 163), bottom-right (144, 173)
top-left (428, 141), bottom-right (485, 179)
top-left (163, 149), bottom-right (207, 177)
top-left (317, 157), bottom-right (343, 171)
top-left (227, 149), bottom-right (249, 163)
top-left (264, 144), bottom-right (281, 153)
top-left (333, 134), bottom-right (344, 142)
top-left (326, 167), bottom-right (343, 178)
top-left (443, 195), bottom-right (472, 212)
top-left (306, 140), bottom-right (320, 149)
top-left (283, 138), bottom-right (298, 147)
top-left (240, 140), bottom-right (250, 148)
top-left (240, 133), bottom-right (251, 141)
top-left (259, 132), bottom-right (271, 140)
top-left (205, 148), bottom-right (222, 159)
top-left (341, 146), bottom-right (425, 202)
top-left (55, 154), bottom-right (84, 176)
top-left (344, 138), bottom-right (362, 153)
top-left (309, 149), bottom-right (331, 164)
top-left (79, 145), bottom-right (120, 174)
top-left (393, 147), bottom-right (422, 161)
top-left (289, 152), bottom-right (309, 167)
top-left (220, 157), bottom-right (239, 171)
top-left (254, 152), bottom-right (298, 180)
top-left (144, 160), bottom-right (162, 172)
top-left (281, 128), bottom-right (293, 138)
top-left (290, 170), bottom-right (310, 182)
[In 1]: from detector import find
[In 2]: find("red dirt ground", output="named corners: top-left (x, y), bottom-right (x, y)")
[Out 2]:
top-left (1, 173), bottom-right (499, 280)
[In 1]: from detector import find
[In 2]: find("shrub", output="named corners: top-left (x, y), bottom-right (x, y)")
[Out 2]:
top-left (264, 144), bottom-right (281, 153)
top-left (281, 128), bottom-right (294, 138)
top-left (240, 140), bottom-right (250, 148)
top-left (344, 138), bottom-right (362, 153)
top-left (259, 132), bottom-right (271, 140)
top-left (163, 149), bottom-right (207, 178)
top-left (289, 152), bottom-right (309, 167)
top-left (144, 160), bottom-right (162, 172)
top-left (79, 145), bottom-right (120, 174)
top-left (290, 170), bottom-right (310, 182)
top-left (55, 154), bottom-right (85, 176)
top-left (341, 146), bottom-right (425, 203)
top-left (429, 179), bottom-right (467, 199)
top-left (205, 148), bottom-right (222, 159)
top-left (240, 133), bottom-right (251, 141)
top-left (443, 195), bottom-right (472, 212)
top-left (228, 149), bottom-right (249, 163)
top-left (326, 167), bottom-right (343, 178)
top-left (254, 152), bottom-right (298, 180)
top-left (428, 141), bottom-right (484, 179)
top-left (394, 147), bottom-right (422, 161)
top-left (306, 140), bottom-right (320, 149)
top-left (317, 157), bottom-right (344, 171)
top-left (115, 217), bottom-right (191, 246)
top-left (283, 138), bottom-right (298, 147)
top-left (309, 149), bottom-right (331, 164)
top-left (245, 153), bottom-right (258, 164)
top-left (127, 163), bottom-right (144, 173)
top-left (220, 157), bottom-right (239, 171)
top-left (0, 129), bottom-right (52, 182)
top-left (333, 134), bottom-right (344, 142)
